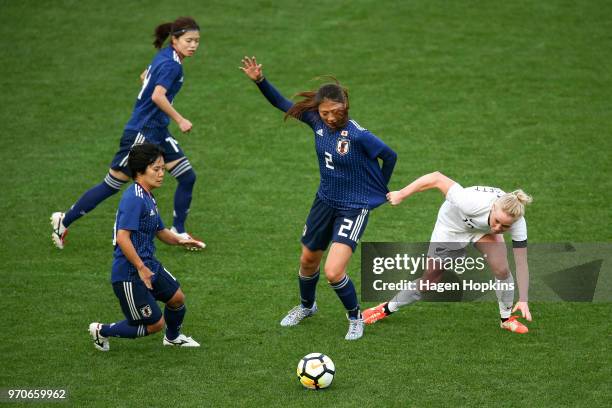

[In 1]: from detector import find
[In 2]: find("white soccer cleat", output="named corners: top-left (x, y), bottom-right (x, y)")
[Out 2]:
top-left (345, 314), bottom-right (365, 341)
top-left (50, 212), bottom-right (68, 249)
top-left (280, 303), bottom-right (318, 327)
top-left (88, 322), bottom-right (109, 352)
top-left (163, 334), bottom-right (200, 347)
top-left (171, 227), bottom-right (206, 251)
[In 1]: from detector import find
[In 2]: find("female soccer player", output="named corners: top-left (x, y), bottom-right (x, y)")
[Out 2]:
top-left (240, 56), bottom-right (397, 340)
top-left (51, 17), bottom-right (203, 249)
top-left (363, 171), bottom-right (533, 333)
top-left (89, 143), bottom-right (204, 351)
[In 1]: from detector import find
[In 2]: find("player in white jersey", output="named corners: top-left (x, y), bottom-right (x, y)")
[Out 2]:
top-left (363, 171), bottom-right (533, 333)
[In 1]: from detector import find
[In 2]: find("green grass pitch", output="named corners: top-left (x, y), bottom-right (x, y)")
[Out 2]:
top-left (1, 0), bottom-right (611, 406)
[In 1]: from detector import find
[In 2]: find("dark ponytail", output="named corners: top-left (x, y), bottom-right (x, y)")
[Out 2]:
top-left (285, 77), bottom-right (349, 125)
top-left (153, 17), bottom-right (200, 49)
top-left (153, 23), bottom-right (173, 49)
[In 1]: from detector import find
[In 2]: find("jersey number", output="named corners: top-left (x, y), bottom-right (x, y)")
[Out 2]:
top-left (337, 218), bottom-right (354, 238)
top-left (165, 137), bottom-right (180, 153)
top-left (325, 151), bottom-right (334, 170)
top-left (137, 66), bottom-right (152, 100)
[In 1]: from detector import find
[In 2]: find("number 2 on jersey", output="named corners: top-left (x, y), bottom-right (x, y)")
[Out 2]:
top-left (325, 151), bottom-right (334, 170)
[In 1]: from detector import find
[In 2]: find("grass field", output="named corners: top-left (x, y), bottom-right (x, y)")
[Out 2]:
top-left (1, 0), bottom-right (611, 406)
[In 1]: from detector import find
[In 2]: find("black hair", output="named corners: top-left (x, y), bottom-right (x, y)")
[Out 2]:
top-left (315, 83), bottom-right (348, 106)
top-left (285, 77), bottom-right (349, 127)
top-left (127, 143), bottom-right (164, 179)
top-left (153, 16), bottom-right (200, 49)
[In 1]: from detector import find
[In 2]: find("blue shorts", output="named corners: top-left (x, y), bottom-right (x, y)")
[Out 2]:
top-left (301, 196), bottom-right (370, 252)
top-left (112, 263), bottom-right (181, 325)
top-left (110, 128), bottom-right (186, 175)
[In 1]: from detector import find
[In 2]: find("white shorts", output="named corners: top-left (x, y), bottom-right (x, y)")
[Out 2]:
top-left (427, 221), bottom-right (486, 259)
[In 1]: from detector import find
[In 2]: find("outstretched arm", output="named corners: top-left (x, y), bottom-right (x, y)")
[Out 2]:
top-left (387, 171), bottom-right (456, 206)
top-left (156, 228), bottom-right (205, 250)
top-left (240, 56), bottom-right (294, 113)
top-left (512, 247), bottom-right (532, 321)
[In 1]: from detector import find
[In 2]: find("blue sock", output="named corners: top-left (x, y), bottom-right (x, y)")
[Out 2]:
top-left (63, 173), bottom-right (125, 227)
top-left (299, 269), bottom-right (319, 309)
top-left (330, 275), bottom-right (360, 319)
top-left (164, 304), bottom-right (186, 341)
top-left (170, 161), bottom-right (196, 234)
top-left (100, 320), bottom-right (147, 339)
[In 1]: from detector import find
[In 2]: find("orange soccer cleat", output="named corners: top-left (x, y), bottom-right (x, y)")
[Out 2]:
top-left (500, 316), bottom-right (529, 334)
top-left (363, 303), bottom-right (390, 325)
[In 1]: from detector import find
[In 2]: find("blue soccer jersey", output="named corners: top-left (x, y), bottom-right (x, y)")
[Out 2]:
top-left (125, 46), bottom-right (184, 131)
top-left (112, 183), bottom-right (165, 282)
top-left (256, 78), bottom-right (397, 210)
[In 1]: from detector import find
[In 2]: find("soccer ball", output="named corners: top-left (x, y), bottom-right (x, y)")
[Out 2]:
top-left (296, 353), bottom-right (335, 390)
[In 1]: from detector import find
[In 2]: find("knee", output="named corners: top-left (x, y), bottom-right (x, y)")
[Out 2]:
top-left (167, 290), bottom-right (185, 308)
top-left (148, 317), bottom-right (165, 333)
top-left (422, 267), bottom-right (444, 286)
top-left (300, 252), bottom-right (319, 270)
top-left (492, 266), bottom-right (511, 280)
top-left (324, 265), bottom-right (344, 284)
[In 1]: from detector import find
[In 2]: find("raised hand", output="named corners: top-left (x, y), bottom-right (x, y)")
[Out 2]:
top-left (240, 56), bottom-right (263, 81)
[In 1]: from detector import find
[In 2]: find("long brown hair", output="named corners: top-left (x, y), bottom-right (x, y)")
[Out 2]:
top-left (153, 16), bottom-right (200, 49)
top-left (285, 77), bottom-right (349, 125)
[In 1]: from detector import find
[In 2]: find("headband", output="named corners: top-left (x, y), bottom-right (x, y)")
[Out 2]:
top-left (171, 27), bottom-right (200, 36)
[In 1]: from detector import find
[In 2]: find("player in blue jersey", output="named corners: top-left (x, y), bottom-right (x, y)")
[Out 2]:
top-left (240, 57), bottom-right (397, 340)
top-left (89, 143), bottom-right (204, 351)
top-left (51, 17), bottom-right (204, 250)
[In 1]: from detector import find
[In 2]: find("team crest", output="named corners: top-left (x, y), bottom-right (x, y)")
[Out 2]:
top-left (140, 304), bottom-right (153, 318)
top-left (336, 138), bottom-right (350, 155)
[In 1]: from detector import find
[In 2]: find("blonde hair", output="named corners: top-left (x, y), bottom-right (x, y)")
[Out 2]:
top-left (495, 189), bottom-right (533, 219)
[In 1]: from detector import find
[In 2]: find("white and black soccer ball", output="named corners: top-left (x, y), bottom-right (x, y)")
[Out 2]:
top-left (296, 353), bottom-right (335, 390)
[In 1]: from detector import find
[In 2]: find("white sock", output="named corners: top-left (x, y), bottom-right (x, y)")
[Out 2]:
top-left (388, 281), bottom-right (422, 313)
top-left (496, 273), bottom-right (514, 319)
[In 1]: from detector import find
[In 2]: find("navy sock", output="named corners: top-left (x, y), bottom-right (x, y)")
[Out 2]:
top-left (299, 269), bottom-right (320, 309)
top-left (63, 174), bottom-right (124, 227)
top-left (330, 275), bottom-right (360, 319)
top-left (164, 304), bottom-right (186, 341)
top-left (170, 161), bottom-right (196, 234)
top-left (100, 320), bottom-right (147, 339)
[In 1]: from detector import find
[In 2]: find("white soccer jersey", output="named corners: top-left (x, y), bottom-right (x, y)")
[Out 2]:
top-left (433, 183), bottom-right (527, 243)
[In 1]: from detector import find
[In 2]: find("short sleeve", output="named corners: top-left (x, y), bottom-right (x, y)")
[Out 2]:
top-left (117, 196), bottom-right (144, 231)
top-left (157, 213), bottom-right (165, 231)
top-left (510, 217), bottom-right (528, 243)
top-left (155, 62), bottom-right (181, 90)
top-left (359, 131), bottom-right (388, 159)
top-left (445, 183), bottom-right (482, 216)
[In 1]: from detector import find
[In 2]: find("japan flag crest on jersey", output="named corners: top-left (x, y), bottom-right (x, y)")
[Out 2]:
top-left (337, 132), bottom-right (350, 155)
top-left (140, 304), bottom-right (153, 318)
